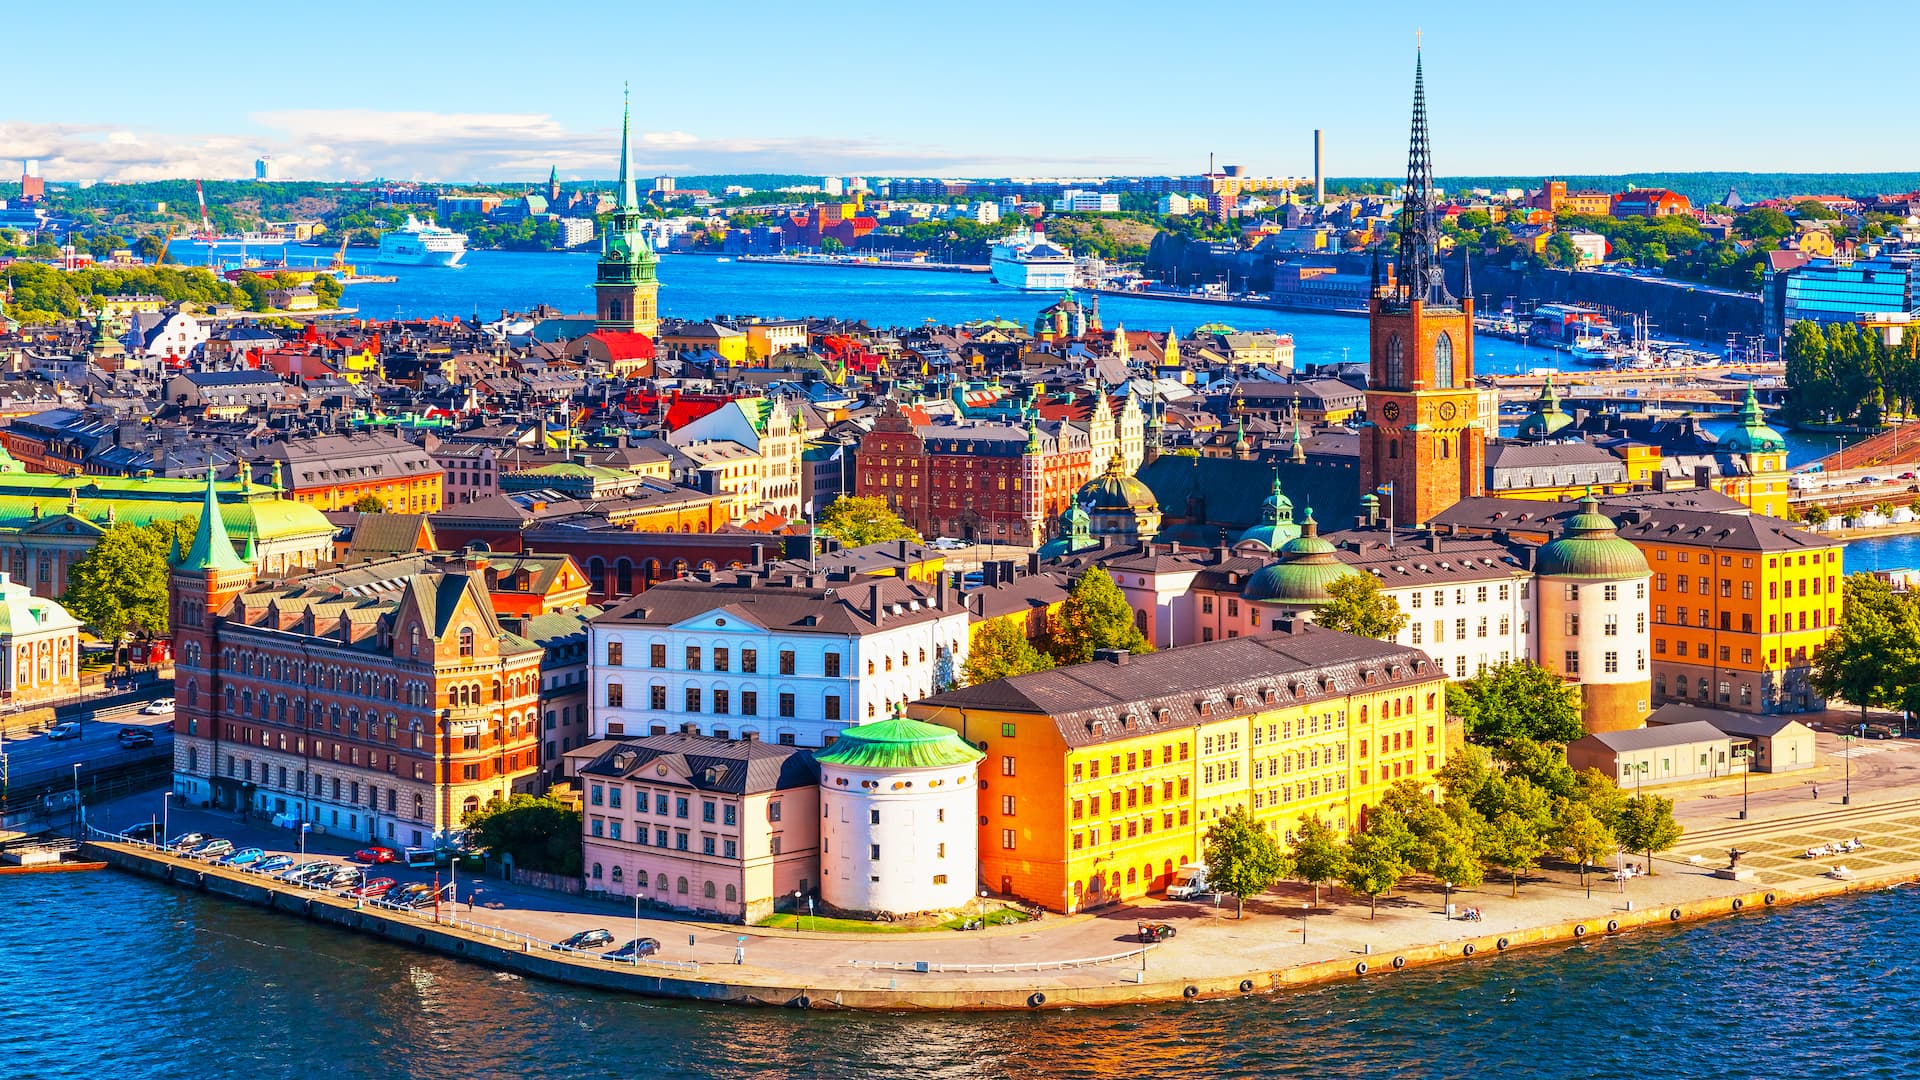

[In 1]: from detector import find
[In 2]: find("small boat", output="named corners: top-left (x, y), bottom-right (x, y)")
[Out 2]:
top-left (714, 257), bottom-right (733, 263)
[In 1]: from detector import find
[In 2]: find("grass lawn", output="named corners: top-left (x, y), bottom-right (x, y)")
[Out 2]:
top-left (756, 906), bottom-right (1034, 934)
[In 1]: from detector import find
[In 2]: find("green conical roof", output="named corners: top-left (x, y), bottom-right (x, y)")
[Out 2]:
top-left (1536, 494), bottom-right (1649, 580)
top-left (1238, 472), bottom-right (1300, 549)
top-left (1519, 375), bottom-right (1574, 437)
top-left (815, 715), bottom-right (983, 770)
top-left (181, 468), bottom-right (248, 573)
top-left (1241, 509), bottom-right (1357, 605)
top-left (1721, 386), bottom-right (1786, 455)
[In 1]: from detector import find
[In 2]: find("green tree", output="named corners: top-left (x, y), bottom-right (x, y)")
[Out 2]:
top-left (820, 236), bottom-right (845, 254)
top-left (463, 793), bottom-right (583, 876)
top-left (1289, 812), bottom-right (1347, 907)
top-left (814, 495), bottom-right (919, 546)
top-left (1492, 736), bottom-right (1580, 800)
top-left (1473, 774), bottom-right (1554, 896)
top-left (1315, 574), bottom-right (1408, 640)
top-left (310, 274), bottom-right (343, 308)
top-left (1734, 207), bottom-right (1795, 242)
top-left (1803, 504), bottom-right (1830, 527)
top-left (1341, 812), bottom-right (1414, 919)
top-left (1446, 661), bottom-right (1585, 747)
top-left (1614, 793), bottom-right (1683, 876)
top-left (1398, 789), bottom-right (1487, 891)
top-left (62, 521), bottom-right (187, 662)
top-left (352, 493), bottom-right (386, 513)
top-left (1811, 573), bottom-right (1920, 727)
top-left (1045, 566), bottom-right (1151, 665)
top-left (1203, 805), bottom-right (1293, 918)
top-left (961, 617), bottom-right (1055, 686)
top-left (1554, 799), bottom-right (1618, 895)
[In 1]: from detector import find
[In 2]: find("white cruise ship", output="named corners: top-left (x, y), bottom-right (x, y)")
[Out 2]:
top-left (990, 226), bottom-right (1078, 291)
top-left (376, 215), bottom-right (467, 267)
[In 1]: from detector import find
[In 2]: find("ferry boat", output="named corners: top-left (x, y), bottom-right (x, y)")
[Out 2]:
top-left (990, 226), bottom-right (1078, 291)
top-left (376, 216), bottom-right (467, 267)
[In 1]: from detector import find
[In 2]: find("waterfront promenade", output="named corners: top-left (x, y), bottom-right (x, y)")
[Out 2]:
top-left (82, 728), bottom-right (1920, 1011)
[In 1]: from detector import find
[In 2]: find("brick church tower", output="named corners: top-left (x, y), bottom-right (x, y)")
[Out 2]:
top-left (169, 469), bottom-right (257, 811)
top-left (1359, 49), bottom-right (1484, 527)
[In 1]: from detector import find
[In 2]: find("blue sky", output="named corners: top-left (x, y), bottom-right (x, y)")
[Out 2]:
top-left (6, 0), bottom-right (1916, 183)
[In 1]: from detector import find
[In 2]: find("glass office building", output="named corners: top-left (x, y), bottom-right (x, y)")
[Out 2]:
top-left (1767, 252), bottom-right (1917, 345)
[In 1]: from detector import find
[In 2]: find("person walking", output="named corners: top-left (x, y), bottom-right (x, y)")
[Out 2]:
top-left (1812, 784), bottom-right (1820, 799)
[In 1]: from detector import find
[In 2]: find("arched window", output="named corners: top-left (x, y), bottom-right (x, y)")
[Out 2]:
top-left (635, 870), bottom-right (649, 889)
top-left (616, 559), bottom-right (634, 596)
top-left (611, 866), bottom-right (623, 882)
top-left (458, 627), bottom-right (475, 658)
top-left (677, 876), bottom-right (689, 894)
top-left (461, 795), bottom-right (479, 820)
top-left (1384, 333), bottom-right (1405, 388)
top-left (1434, 331), bottom-right (1455, 389)
top-left (1438, 439), bottom-right (1450, 460)
top-left (592, 863), bottom-right (604, 880)
top-left (587, 557), bottom-right (607, 595)
top-left (702, 881), bottom-right (716, 899)
top-left (413, 793), bottom-right (425, 819)
top-left (1389, 439), bottom-right (1400, 460)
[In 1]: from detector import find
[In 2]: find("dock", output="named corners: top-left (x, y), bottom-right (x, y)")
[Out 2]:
top-left (736, 255), bottom-right (988, 274)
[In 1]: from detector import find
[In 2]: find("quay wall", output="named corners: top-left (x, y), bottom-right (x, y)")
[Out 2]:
top-left (88, 842), bottom-right (1917, 1012)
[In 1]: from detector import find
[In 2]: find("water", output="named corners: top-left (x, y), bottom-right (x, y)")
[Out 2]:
top-left (0, 870), bottom-right (1909, 1079)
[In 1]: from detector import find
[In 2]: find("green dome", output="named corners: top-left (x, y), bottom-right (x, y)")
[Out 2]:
top-left (1241, 510), bottom-right (1357, 605)
top-left (1536, 495), bottom-right (1650, 580)
top-left (1237, 472), bottom-right (1300, 550)
top-left (1079, 455), bottom-right (1157, 512)
top-left (1720, 386), bottom-right (1786, 455)
top-left (815, 715), bottom-right (984, 771)
top-left (1518, 375), bottom-right (1574, 438)
top-left (1039, 501), bottom-right (1095, 559)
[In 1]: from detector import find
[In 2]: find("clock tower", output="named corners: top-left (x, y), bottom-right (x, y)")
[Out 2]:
top-left (595, 86), bottom-right (660, 337)
top-left (1360, 48), bottom-right (1484, 526)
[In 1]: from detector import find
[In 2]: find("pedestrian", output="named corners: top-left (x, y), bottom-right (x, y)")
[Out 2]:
top-left (1813, 784), bottom-right (1819, 799)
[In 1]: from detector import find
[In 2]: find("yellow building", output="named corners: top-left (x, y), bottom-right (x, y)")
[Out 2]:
top-left (910, 625), bottom-right (1449, 912)
top-left (661, 322), bottom-right (750, 367)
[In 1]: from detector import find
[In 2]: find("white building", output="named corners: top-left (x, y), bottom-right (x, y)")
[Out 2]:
top-left (814, 715), bottom-right (982, 915)
top-left (1533, 495), bottom-right (1654, 731)
top-left (664, 396), bottom-right (805, 520)
top-left (1053, 190), bottom-right (1120, 213)
top-left (1567, 231), bottom-right (1608, 266)
top-left (255, 156), bottom-right (278, 181)
top-left (1158, 193), bottom-right (1193, 216)
top-left (822, 176), bottom-right (844, 197)
top-left (590, 568), bottom-right (971, 748)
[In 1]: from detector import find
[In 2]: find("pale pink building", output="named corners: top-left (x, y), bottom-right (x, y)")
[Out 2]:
top-left (572, 730), bottom-right (819, 923)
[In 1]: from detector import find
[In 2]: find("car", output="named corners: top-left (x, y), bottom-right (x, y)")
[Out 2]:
top-left (323, 867), bottom-right (364, 889)
top-left (167, 832), bottom-right (206, 850)
top-left (1864, 724), bottom-right (1896, 740)
top-left (141, 698), bottom-right (176, 715)
top-left (116, 729), bottom-right (155, 748)
top-left (392, 883), bottom-right (438, 908)
top-left (1137, 921), bottom-right (1178, 943)
top-left (220, 848), bottom-right (265, 867)
top-left (347, 877), bottom-right (397, 899)
top-left (279, 861), bottom-right (330, 883)
top-left (352, 846), bottom-right (399, 865)
top-left (604, 937), bottom-right (662, 960)
top-left (553, 929), bottom-right (615, 951)
top-left (120, 822), bottom-right (162, 842)
top-left (290, 863), bottom-right (340, 885)
top-left (194, 839), bottom-right (234, 859)
top-left (1859, 476), bottom-right (1883, 485)
top-left (46, 721), bottom-right (81, 740)
top-left (255, 854), bottom-right (294, 873)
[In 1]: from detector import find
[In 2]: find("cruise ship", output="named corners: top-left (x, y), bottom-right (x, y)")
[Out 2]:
top-left (376, 216), bottom-right (467, 267)
top-left (990, 226), bottom-right (1078, 291)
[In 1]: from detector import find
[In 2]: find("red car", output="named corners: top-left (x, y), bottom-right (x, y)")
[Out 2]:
top-left (351, 846), bottom-right (399, 864)
top-left (347, 877), bottom-right (396, 899)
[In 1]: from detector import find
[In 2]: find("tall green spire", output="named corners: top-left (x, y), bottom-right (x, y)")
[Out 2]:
top-left (616, 82), bottom-right (638, 211)
top-left (182, 468), bottom-right (248, 573)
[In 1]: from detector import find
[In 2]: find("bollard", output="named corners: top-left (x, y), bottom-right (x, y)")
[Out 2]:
top-left (1363, 943), bottom-right (1372, 955)
top-left (1625, 900), bottom-right (1633, 912)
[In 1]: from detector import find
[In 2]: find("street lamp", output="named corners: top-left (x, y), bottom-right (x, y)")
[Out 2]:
top-left (1734, 746), bottom-right (1751, 820)
top-left (1443, 880), bottom-right (1453, 919)
top-left (634, 889), bottom-right (642, 958)
top-left (71, 763), bottom-right (81, 836)
top-left (163, 791), bottom-right (174, 848)
top-left (1844, 726), bottom-right (1856, 806)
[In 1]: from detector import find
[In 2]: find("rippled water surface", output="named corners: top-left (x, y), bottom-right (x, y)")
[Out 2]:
top-left (1, 872), bottom-right (1907, 1079)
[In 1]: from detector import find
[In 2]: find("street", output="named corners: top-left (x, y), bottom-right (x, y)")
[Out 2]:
top-left (2, 712), bottom-right (174, 791)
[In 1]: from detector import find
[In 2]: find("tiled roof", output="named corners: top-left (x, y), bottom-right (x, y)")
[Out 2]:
top-left (576, 733), bottom-right (818, 795)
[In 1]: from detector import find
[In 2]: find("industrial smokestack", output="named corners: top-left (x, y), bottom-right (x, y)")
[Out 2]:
top-left (1313, 129), bottom-right (1324, 205)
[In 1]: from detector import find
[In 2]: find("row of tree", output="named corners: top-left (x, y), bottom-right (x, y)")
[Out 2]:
top-left (1782, 319), bottom-right (1920, 426)
top-left (2, 262), bottom-right (253, 324)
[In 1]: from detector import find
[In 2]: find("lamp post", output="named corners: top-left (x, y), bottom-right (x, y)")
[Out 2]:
top-left (1843, 727), bottom-right (1855, 806)
top-left (1443, 880), bottom-right (1453, 920)
top-left (163, 791), bottom-right (173, 848)
top-left (1734, 746), bottom-right (1751, 820)
top-left (71, 763), bottom-right (81, 836)
top-left (634, 889), bottom-right (641, 957)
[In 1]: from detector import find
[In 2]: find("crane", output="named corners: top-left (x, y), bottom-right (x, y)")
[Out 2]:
top-left (194, 180), bottom-right (214, 242)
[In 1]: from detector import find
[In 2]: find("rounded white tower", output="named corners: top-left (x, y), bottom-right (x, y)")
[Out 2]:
top-left (1535, 495), bottom-right (1652, 733)
top-left (814, 715), bottom-right (983, 916)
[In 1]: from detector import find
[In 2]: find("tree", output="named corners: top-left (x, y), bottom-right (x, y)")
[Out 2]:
top-left (1045, 566), bottom-right (1151, 665)
top-left (462, 793), bottom-right (583, 876)
top-left (820, 237), bottom-right (845, 254)
top-left (1315, 574), bottom-right (1408, 640)
top-left (1803, 504), bottom-right (1830, 527)
top-left (1614, 793), bottom-right (1683, 876)
top-left (814, 496), bottom-right (919, 547)
top-left (352, 493), bottom-right (387, 513)
top-left (310, 274), bottom-right (343, 308)
top-left (1203, 805), bottom-right (1292, 918)
top-left (961, 617), bottom-right (1055, 686)
top-left (1289, 813), bottom-right (1347, 907)
top-left (1473, 774), bottom-right (1554, 896)
top-left (62, 522), bottom-right (185, 662)
top-left (1812, 573), bottom-right (1920, 726)
top-left (1446, 661), bottom-right (1585, 747)
top-left (1341, 812), bottom-right (1413, 919)
top-left (1492, 736), bottom-right (1579, 800)
top-left (1554, 799), bottom-right (1618, 895)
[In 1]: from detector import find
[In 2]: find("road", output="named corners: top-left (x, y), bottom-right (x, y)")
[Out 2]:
top-left (2, 711), bottom-right (174, 789)
top-left (1668, 725), bottom-right (1920, 829)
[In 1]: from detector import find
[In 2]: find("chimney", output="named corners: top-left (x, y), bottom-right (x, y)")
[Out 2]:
top-left (680, 722), bottom-right (698, 735)
top-left (1273, 616), bottom-right (1303, 635)
top-left (897, 538), bottom-right (911, 561)
top-left (1313, 129), bottom-right (1325, 205)
top-left (740, 731), bottom-right (758, 743)
top-left (1170, 541), bottom-right (1181, 554)
top-left (1094, 647), bottom-right (1129, 665)
top-left (868, 582), bottom-right (884, 622)
top-left (999, 558), bottom-right (1016, 583)
top-left (983, 561), bottom-right (1000, 588)
top-left (1429, 533), bottom-right (1443, 553)
top-left (1027, 552), bottom-right (1041, 575)
top-left (750, 542), bottom-right (767, 566)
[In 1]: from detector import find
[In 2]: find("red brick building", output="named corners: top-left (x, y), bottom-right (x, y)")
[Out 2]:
top-left (1611, 189), bottom-right (1692, 219)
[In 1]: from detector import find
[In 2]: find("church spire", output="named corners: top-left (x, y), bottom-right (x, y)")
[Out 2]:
top-left (181, 467), bottom-right (247, 573)
top-left (616, 83), bottom-right (638, 211)
top-left (1393, 44), bottom-right (1452, 308)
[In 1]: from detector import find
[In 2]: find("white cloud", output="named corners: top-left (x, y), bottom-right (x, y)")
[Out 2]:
top-left (0, 111), bottom-right (1147, 182)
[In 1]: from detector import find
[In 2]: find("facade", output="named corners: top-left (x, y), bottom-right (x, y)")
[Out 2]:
top-left (510, 606), bottom-right (598, 787)
top-left (574, 732), bottom-right (819, 922)
top-left (1766, 252), bottom-right (1918, 347)
top-left (259, 433), bottom-right (445, 513)
top-left (171, 497), bottom-right (547, 847)
top-left (665, 397), bottom-right (805, 519)
top-left (911, 625), bottom-right (1449, 912)
top-left (1533, 496), bottom-right (1654, 732)
top-left (590, 566), bottom-right (970, 748)
top-left (0, 571), bottom-right (82, 704)
top-left (1646, 703), bottom-right (1815, 773)
top-left (594, 93), bottom-right (662, 338)
top-left (814, 715), bottom-right (983, 916)
top-left (1359, 56), bottom-right (1484, 527)
top-left (1566, 721), bottom-right (1739, 788)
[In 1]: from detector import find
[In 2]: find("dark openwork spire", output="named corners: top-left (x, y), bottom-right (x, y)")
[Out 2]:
top-left (1393, 46), bottom-right (1453, 308)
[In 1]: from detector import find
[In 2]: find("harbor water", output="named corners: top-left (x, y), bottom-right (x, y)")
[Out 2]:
top-left (0, 870), bottom-right (1908, 1079)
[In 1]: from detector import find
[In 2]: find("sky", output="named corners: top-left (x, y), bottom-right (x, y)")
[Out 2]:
top-left (6, 0), bottom-right (1918, 184)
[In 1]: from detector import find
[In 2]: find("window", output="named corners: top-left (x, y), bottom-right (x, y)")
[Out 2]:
top-left (1604, 614), bottom-right (1619, 637)
top-left (1001, 755), bottom-right (1016, 776)
top-left (742, 691), bottom-right (758, 716)
top-left (1001, 829), bottom-right (1017, 850)
top-left (650, 644), bottom-right (666, 668)
top-left (685, 646), bottom-right (701, 671)
top-left (824, 653), bottom-right (841, 678)
top-left (649, 685), bottom-right (667, 710)
top-left (769, 800), bottom-right (782, 822)
top-left (606, 682), bottom-right (624, 708)
top-left (825, 694), bottom-right (841, 721)
top-left (1434, 331), bottom-right (1455, 388)
top-left (606, 641), bottom-right (623, 666)
top-left (742, 649), bottom-right (757, 673)
top-left (1002, 794), bottom-right (1017, 816)
top-left (1604, 584), bottom-right (1618, 602)
top-left (1565, 650), bottom-right (1580, 675)
top-left (458, 627), bottom-right (474, 657)
top-left (778, 693), bottom-right (795, 718)
top-left (1001, 723), bottom-right (1017, 738)
top-left (713, 647), bottom-right (729, 673)
top-left (779, 650), bottom-right (796, 675)
top-left (1566, 614), bottom-right (1581, 636)
top-left (713, 689), bottom-right (730, 715)
top-left (684, 688), bottom-right (701, 713)
top-left (1604, 651), bottom-right (1619, 674)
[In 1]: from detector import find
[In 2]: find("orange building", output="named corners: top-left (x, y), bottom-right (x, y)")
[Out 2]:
top-left (911, 625), bottom-right (1449, 912)
top-left (261, 433), bottom-right (444, 514)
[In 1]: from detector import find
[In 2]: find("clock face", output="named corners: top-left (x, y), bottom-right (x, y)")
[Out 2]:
top-left (1381, 401), bottom-right (1402, 422)
top-left (1439, 401), bottom-right (1458, 422)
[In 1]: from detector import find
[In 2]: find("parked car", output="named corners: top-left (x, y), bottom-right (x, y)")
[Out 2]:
top-left (291, 863), bottom-right (340, 885)
top-left (141, 698), bottom-right (176, 715)
top-left (391, 883), bottom-right (437, 907)
top-left (194, 839), bottom-right (234, 859)
top-left (279, 861), bottom-right (330, 883)
top-left (255, 854), bottom-right (294, 874)
top-left (322, 867), bottom-right (363, 889)
top-left (166, 832), bottom-right (206, 850)
top-left (1859, 476), bottom-right (1883, 485)
top-left (604, 937), bottom-right (661, 960)
top-left (1864, 724), bottom-right (1896, 740)
top-left (347, 877), bottom-right (397, 899)
top-left (1137, 921), bottom-right (1178, 943)
top-left (46, 721), bottom-right (81, 741)
top-left (220, 848), bottom-right (265, 867)
top-left (352, 846), bottom-right (399, 865)
top-left (553, 929), bottom-right (615, 951)
top-left (117, 728), bottom-right (155, 748)
top-left (122, 822), bottom-right (163, 842)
